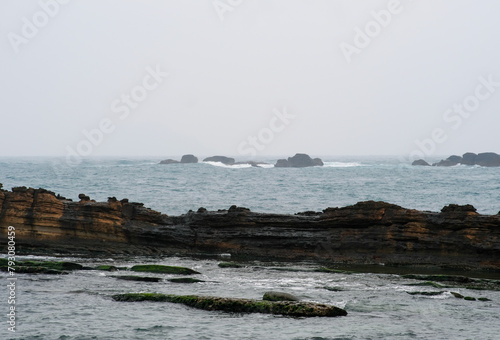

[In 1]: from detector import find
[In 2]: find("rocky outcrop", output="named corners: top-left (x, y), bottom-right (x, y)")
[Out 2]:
top-left (411, 159), bottom-right (430, 166)
top-left (160, 154), bottom-right (199, 164)
top-left (430, 152), bottom-right (500, 167)
top-left (274, 154), bottom-right (324, 167)
top-left (159, 159), bottom-right (179, 165)
top-left (0, 187), bottom-right (499, 272)
top-left (112, 293), bottom-right (347, 317)
top-left (180, 154), bottom-right (198, 163)
top-left (203, 156), bottom-right (235, 165)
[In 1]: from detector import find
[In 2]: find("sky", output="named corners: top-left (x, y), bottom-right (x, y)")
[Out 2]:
top-left (1, 0), bottom-right (499, 161)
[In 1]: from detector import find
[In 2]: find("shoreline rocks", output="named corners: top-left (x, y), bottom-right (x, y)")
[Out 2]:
top-left (0, 187), bottom-right (499, 273)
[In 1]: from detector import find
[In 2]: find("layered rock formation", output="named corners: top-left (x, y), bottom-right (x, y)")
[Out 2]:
top-left (275, 154), bottom-right (324, 167)
top-left (1, 186), bottom-right (499, 271)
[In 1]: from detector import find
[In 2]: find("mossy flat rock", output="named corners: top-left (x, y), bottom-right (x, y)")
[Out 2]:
top-left (406, 291), bottom-right (445, 296)
top-left (130, 265), bottom-right (200, 275)
top-left (112, 293), bottom-right (347, 317)
top-left (114, 275), bottom-right (162, 282)
top-left (218, 262), bottom-right (242, 268)
top-left (263, 291), bottom-right (299, 302)
top-left (168, 278), bottom-right (205, 283)
top-left (0, 259), bottom-right (82, 274)
top-left (402, 274), bottom-right (500, 291)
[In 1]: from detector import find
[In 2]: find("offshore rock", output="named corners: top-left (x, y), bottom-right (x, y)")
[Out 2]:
top-left (432, 152), bottom-right (500, 167)
top-left (159, 159), bottom-right (180, 165)
top-left (274, 153), bottom-right (323, 167)
top-left (411, 159), bottom-right (430, 166)
top-left (0, 188), bottom-right (499, 271)
top-left (180, 154), bottom-right (198, 163)
top-left (203, 156), bottom-right (235, 165)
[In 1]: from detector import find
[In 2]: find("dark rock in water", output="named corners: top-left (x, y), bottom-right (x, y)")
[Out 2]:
top-left (433, 155), bottom-right (462, 167)
top-left (180, 154), bottom-right (198, 163)
top-left (115, 275), bottom-right (162, 282)
top-left (412, 159), bottom-right (430, 166)
top-left (263, 291), bottom-right (300, 301)
top-left (313, 158), bottom-right (324, 166)
top-left (406, 291), bottom-right (445, 296)
top-left (478, 297), bottom-right (492, 301)
top-left (464, 296), bottom-right (476, 301)
top-left (461, 152), bottom-right (477, 165)
top-left (203, 156), bottom-right (235, 165)
top-left (429, 152), bottom-right (500, 167)
top-left (274, 153), bottom-right (324, 167)
top-left (218, 262), bottom-right (242, 268)
top-left (112, 293), bottom-right (347, 317)
top-left (159, 159), bottom-right (180, 165)
top-left (451, 292), bottom-right (464, 298)
top-left (131, 265), bottom-right (200, 275)
top-left (475, 152), bottom-right (500, 167)
top-left (168, 277), bottom-right (205, 283)
top-left (197, 207), bottom-right (207, 213)
top-left (275, 159), bottom-right (290, 167)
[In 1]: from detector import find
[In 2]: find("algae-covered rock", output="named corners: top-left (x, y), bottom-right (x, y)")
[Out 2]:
top-left (406, 291), bottom-right (445, 296)
top-left (263, 291), bottom-right (299, 302)
top-left (451, 292), bottom-right (464, 298)
top-left (218, 262), bottom-right (242, 268)
top-left (0, 259), bottom-right (82, 274)
top-left (478, 297), bottom-right (492, 302)
top-left (464, 296), bottom-right (476, 301)
top-left (405, 281), bottom-right (444, 289)
top-left (168, 278), bottom-right (205, 283)
top-left (130, 265), bottom-right (200, 275)
top-left (112, 293), bottom-right (347, 317)
top-left (114, 275), bottom-right (162, 282)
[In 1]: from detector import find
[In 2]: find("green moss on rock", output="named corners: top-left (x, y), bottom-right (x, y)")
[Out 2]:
top-left (464, 296), bottom-right (476, 301)
top-left (130, 265), bottom-right (200, 275)
top-left (111, 293), bottom-right (347, 317)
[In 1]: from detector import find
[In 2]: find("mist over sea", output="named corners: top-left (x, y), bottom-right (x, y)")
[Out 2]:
top-left (1, 156), bottom-right (500, 339)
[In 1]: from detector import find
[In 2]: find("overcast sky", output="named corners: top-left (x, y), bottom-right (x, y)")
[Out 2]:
top-left (1, 0), bottom-right (499, 160)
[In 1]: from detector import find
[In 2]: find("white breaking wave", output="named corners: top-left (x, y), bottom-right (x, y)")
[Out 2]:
top-left (323, 161), bottom-right (363, 168)
top-left (203, 161), bottom-right (253, 169)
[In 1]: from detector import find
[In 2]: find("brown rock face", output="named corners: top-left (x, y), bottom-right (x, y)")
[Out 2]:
top-left (0, 187), bottom-right (499, 271)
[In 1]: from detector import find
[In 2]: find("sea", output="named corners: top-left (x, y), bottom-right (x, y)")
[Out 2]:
top-left (1, 156), bottom-right (499, 340)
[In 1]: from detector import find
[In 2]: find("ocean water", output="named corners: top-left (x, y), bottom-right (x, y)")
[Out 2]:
top-left (1, 157), bottom-right (500, 339)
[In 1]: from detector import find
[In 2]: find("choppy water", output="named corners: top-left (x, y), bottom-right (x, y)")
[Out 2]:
top-left (3, 255), bottom-right (500, 340)
top-left (0, 156), bottom-right (499, 215)
top-left (1, 157), bottom-right (500, 339)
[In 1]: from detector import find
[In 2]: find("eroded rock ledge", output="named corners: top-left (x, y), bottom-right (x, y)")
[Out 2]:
top-left (0, 186), bottom-right (499, 271)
